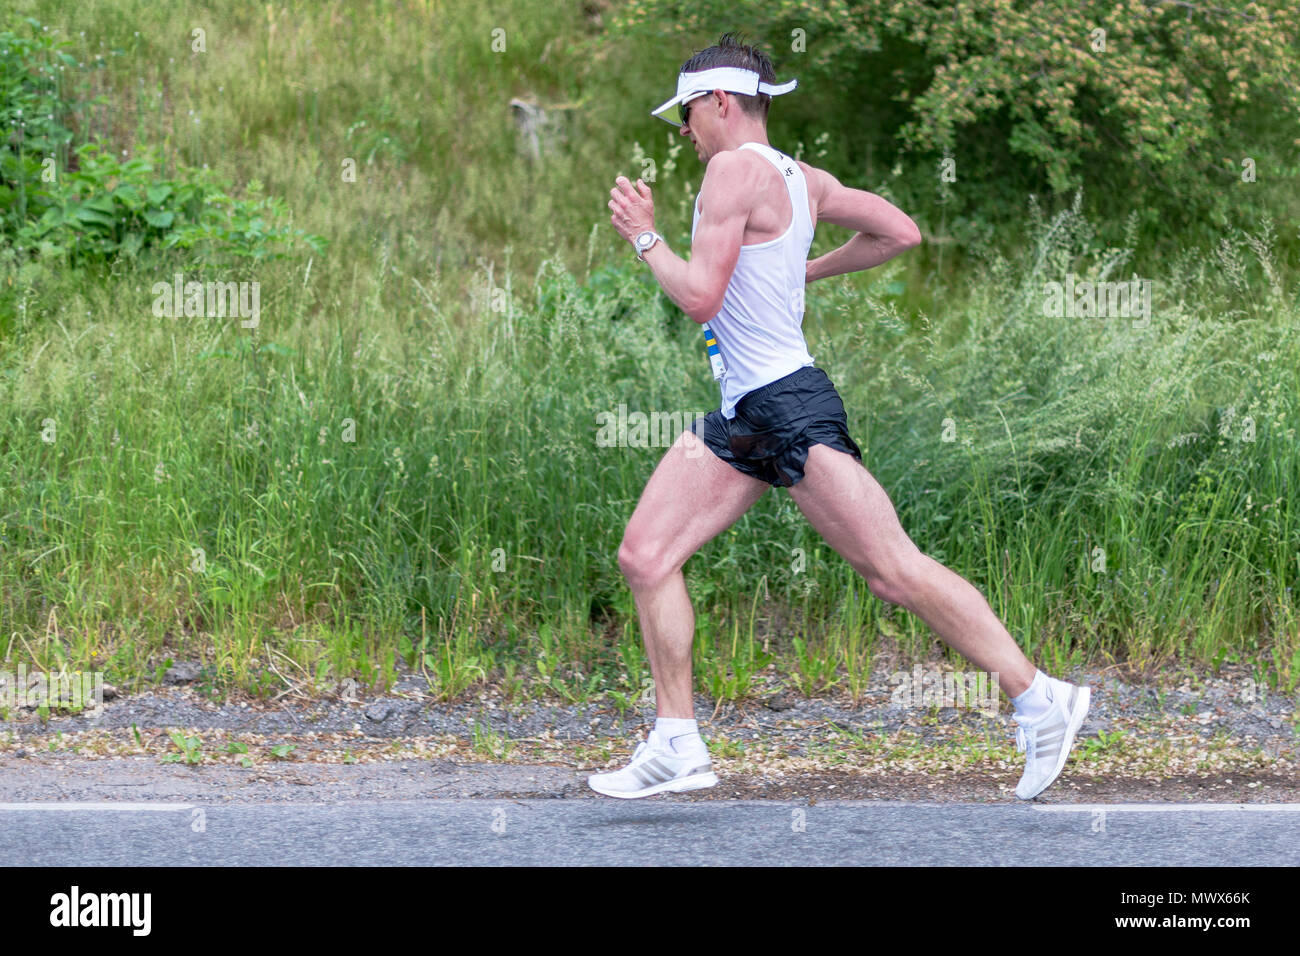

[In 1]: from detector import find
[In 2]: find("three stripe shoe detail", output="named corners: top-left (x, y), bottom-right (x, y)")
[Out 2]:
top-left (587, 730), bottom-right (719, 799)
top-left (1013, 679), bottom-right (1091, 800)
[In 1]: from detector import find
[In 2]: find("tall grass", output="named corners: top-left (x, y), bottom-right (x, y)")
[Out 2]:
top-left (1, 0), bottom-right (1298, 705)
top-left (3, 193), bottom-right (1297, 702)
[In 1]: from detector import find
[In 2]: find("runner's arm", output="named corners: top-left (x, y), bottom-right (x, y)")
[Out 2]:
top-left (639, 151), bottom-right (751, 324)
top-left (802, 165), bottom-right (922, 283)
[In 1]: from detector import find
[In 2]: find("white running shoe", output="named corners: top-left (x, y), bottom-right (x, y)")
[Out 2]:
top-left (1013, 678), bottom-right (1091, 800)
top-left (587, 730), bottom-right (718, 799)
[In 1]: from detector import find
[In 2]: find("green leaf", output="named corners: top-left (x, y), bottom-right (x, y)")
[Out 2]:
top-left (72, 206), bottom-right (115, 226)
top-left (114, 184), bottom-right (142, 208)
top-left (83, 195), bottom-right (117, 214)
top-left (143, 208), bottom-right (174, 228)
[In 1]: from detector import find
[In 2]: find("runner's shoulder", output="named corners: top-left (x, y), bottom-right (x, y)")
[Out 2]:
top-left (704, 147), bottom-right (765, 179)
top-left (794, 160), bottom-right (837, 203)
top-left (701, 149), bottom-right (768, 205)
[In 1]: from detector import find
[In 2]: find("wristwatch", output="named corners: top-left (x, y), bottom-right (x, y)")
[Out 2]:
top-left (634, 230), bottom-right (665, 261)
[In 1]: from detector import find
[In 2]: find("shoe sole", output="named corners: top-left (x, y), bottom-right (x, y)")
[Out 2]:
top-left (1016, 685), bottom-right (1091, 800)
top-left (588, 771), bottom-right (719, 799)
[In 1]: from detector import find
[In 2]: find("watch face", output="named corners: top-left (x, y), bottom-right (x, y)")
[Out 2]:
top-left (636, 232), bottom-right (653, 249)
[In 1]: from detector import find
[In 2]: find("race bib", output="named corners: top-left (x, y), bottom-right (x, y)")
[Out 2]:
top-left (702, 322), bottom-right (726, 381)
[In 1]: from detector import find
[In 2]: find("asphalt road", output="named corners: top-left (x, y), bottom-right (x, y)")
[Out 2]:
top-left (2, 800), bottom-right (1297, 866)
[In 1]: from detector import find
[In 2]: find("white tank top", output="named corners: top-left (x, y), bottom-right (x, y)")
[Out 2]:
top-left (691, 141), bottom-right (815, 419)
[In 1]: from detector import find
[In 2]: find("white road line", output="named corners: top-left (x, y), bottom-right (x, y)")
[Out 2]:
top-left (0, 803), bottom-right (194, 811)
top-left (1034, 803), bottom-right (1300, 812)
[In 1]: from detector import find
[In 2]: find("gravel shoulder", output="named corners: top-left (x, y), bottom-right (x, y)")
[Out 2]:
top-left (2, 662), bottom-right (1296, 804)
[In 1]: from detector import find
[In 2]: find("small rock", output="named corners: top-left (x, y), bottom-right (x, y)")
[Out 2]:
top-left (14, 749), bottom-right (27, 758)
top-left (164, 662), bottom-right (201, 684)
top-left (365, 703), bottom-right (391, 722)
top-left (101, 683), bottom-right (120, 701)
top-left (766, 694), bottom-right (795, 712)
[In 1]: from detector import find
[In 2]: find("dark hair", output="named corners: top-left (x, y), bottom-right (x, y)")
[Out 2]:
top-left (680, 31), bottom-right (777, 123)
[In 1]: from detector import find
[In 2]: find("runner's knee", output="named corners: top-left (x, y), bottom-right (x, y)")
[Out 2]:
top-left (861, 555), bottom-right (922, 607)
top-left (617, 534), bottom-right (676, 589)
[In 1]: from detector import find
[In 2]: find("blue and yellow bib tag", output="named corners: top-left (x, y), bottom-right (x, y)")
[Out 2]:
top-left (702, 322), bottom-right (726, 381)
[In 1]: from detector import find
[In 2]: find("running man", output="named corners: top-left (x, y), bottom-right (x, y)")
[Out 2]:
top-left (591, 33), bottom-right (1090, 800)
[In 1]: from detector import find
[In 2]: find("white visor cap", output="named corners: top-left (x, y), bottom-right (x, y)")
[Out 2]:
top-left (650, 66), bottom-right (797, 126)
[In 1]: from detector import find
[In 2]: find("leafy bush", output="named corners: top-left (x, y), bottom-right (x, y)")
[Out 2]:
top-left (0, 18), bottom-right (79, 229)
top-left (0, 19), bottom-right (323, 265)
top-left (19, 142), bottom-right (325, 263)
top-left (612, 0), bottom-right (1300, 247)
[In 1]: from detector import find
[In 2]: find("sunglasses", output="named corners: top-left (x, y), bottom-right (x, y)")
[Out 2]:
top-left (680, 94), bottom-right (703, 126)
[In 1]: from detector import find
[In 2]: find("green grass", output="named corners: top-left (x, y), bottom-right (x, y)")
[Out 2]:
top-left (471, 719), bottom-right (515, 759)
top-left (1, 0), bottom-right (1298, 708)
top-left (161, 729), bottom-right (203, 764)
top-left (2, 194), bottom-right (1297, 704)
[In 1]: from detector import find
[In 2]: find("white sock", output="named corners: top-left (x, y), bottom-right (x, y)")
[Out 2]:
top-left (1011, 670), bottom-right (1053, 722)
top-left (654, 717), bottom-right (704, 755)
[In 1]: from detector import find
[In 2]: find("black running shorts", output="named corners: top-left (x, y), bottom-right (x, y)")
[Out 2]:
top-left (689, 365), bottom-right (863, 487)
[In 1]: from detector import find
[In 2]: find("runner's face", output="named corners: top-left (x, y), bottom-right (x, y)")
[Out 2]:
top-left (679, 92), bottom-right (715, 160)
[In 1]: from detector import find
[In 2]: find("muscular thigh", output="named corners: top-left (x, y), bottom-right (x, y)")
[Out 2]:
top-left (785, 442), bottom-right (922, 580)
top-left (621, 428), bottom-right (769, 571)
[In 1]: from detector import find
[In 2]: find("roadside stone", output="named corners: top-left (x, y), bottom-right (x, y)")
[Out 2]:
top-left (365, 703), bottom-right (391, 723)
top-left (164, 662), bottom-right (201, 685)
